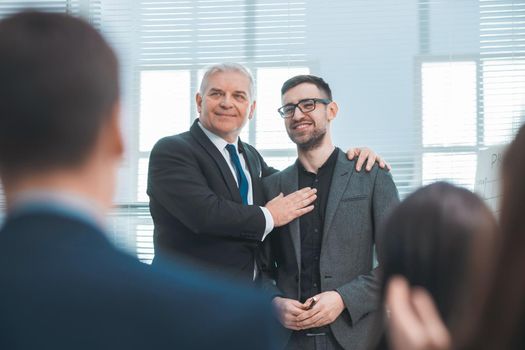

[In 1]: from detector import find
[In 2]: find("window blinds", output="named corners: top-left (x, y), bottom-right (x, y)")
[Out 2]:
top-left (480, 0), bottom-right (525, 145)
top-left (137, 0), bottom-right (306, 68)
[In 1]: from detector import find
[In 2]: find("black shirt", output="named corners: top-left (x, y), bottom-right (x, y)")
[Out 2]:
top-left (297, 147), bottom-right (339, 303)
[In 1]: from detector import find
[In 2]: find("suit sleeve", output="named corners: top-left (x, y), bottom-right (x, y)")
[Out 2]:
top-left (335, 167), bottom-right (399, 325)
top-left (257, 175), bottom-right (284, 296)
top-left (147, 137), bottom-right (266, 240)
top-left (258, 234), bottom-right (283, 297)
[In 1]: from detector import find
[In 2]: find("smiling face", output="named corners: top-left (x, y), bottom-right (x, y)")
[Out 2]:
top-left (282, 82), bottom-right (337, 150)
top-left (196, 70), bottom-right (255, 143)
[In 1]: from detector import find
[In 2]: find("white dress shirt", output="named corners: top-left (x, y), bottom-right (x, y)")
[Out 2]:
top-left (198, 121), bottom-right (274, 239)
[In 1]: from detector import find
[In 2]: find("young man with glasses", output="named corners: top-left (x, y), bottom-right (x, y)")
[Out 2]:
top-left (260, 75), bottom-right (400, 350)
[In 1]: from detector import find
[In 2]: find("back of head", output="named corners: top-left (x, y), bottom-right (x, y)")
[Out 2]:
top-left (466, 125), bottom-right (525, 349)
top-left (380, 182), bottom-right (497, 341)
top-left (0, 11), bottom-right (119, 180)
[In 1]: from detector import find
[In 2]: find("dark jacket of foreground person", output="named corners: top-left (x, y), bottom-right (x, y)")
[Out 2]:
top-left (0, 207), bottom-right (278, 349)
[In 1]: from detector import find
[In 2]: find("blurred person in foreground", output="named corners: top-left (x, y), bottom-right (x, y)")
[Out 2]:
top-left (464, 123), bottom-right (525, 350)
top-left (383, 126), bottom-right (525, 350)
top-left (0, 11), bottom-right (277, 350)
top-left (374, 182), bottom-right (497, 349)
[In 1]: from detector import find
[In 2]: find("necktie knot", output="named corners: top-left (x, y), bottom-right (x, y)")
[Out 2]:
top-left (226, 144), bottom-right (249, 204)
top-left (225, 143), bottom-right (236, 154)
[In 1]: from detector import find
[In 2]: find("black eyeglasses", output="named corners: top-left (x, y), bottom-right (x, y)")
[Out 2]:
top-left (277, 98), bottom-right (332, 118)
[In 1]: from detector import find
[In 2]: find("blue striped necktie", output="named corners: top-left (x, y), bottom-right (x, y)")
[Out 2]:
top-left (225, 144), bottom-right (249, 204)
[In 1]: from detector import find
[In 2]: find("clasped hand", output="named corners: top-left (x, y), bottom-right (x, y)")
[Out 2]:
top-left (272, 291), bottom-right (345, 330)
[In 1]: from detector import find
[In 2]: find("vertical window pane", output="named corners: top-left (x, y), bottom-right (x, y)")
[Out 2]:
top-left (422, 152), bottom-right (477, 190)
top-left (139, 70), bottom-right (190, 152)
top-left (255, 67), bottom-right (309, 149)
top-left (422, 61), bottom-right (477, 146)
top-left (483, 59), bottom-right (525, 145)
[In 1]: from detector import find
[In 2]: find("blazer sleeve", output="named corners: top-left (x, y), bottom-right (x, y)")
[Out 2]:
top-left (257, 174), bottom-right (284, 296)
top-left (147, 137), bottom-right (266, 241)
top-left (258, 234), bottom-right (283, 297)
top-left (335, 167), bottom-right (399, 324)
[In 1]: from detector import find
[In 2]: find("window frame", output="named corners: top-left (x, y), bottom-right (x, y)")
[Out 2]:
top-left (417, 54), bottom-right (482, 189)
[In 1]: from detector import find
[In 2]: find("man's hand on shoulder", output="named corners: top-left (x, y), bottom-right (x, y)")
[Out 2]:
top-left (346, 147), bottom-right (391, 172)
top-left (265, 187), bottom-right (317, 227)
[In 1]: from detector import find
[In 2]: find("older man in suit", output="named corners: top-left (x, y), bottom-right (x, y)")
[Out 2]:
top-left (148, 63), bottom-right (318, 281)
top-left (260, 75), bottom-right (399, 350)
top-left (0, 11), bottom-right (277, 349)
top-left (147, 64), bottom-right (388, 282)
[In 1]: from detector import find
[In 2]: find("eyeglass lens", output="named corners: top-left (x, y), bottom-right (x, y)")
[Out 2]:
top-left (282, 99), bottom-right (316, 117)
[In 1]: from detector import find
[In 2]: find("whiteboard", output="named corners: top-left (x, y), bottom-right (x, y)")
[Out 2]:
top-left (474, 145), bottom-right (506, 216)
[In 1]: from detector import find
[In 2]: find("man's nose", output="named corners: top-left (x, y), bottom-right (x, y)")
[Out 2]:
top-left (219, 94), bottom-right (233, 108)
top-left (292, 106), bottom-right (306, 120)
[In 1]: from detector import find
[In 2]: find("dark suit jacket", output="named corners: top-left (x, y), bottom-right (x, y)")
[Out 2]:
top-left (0, 209), bottom-right (278, 349)
top-left (260, 152), bottom-right (399, 350)
top-left (147, 119), bottom-right (277, 281)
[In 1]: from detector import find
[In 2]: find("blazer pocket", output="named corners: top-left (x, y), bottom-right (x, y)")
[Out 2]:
top-left (340, 194), bottom-right (368, 202)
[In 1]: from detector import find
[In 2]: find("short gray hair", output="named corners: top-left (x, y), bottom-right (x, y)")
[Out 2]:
top-left (199, 62), bottom-right (255, 99)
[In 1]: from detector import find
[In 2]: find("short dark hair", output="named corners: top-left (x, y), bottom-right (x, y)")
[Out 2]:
top-left (379, 182), bottom-right (497, 342)
top-left (280, 74), bottom-right (332, 100)
top-left (0, 11), bottom-right (119, 177)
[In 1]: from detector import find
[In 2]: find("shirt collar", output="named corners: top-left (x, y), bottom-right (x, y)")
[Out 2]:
top-left (198, 120), bottom-right (239, 152)
top-left (9, 189), bottom-right (106, 230)
top-left (297, 147), bottom-right (340, 174)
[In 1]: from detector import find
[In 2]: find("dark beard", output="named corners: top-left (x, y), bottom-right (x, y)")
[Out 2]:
top-left (294, 128), bottom-right (327, 151)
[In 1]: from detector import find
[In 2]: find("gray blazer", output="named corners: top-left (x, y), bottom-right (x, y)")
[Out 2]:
top-left (259, 150), bottom-right (399, 350)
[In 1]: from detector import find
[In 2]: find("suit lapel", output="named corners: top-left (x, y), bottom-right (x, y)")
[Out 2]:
top-left (322, 151), bottom-right (355, 250)
top-left (239, 141), bottom-right (259, 177)
top-left (190, 119), bottom-right (242, 202)
top-left (280, 164), bottom-right (302, 273)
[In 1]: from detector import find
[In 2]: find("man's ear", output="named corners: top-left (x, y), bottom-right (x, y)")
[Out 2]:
top-left (327, 101), bottom-right (338, 121)
top-left (248, 100), bottom-right (256, 120)
top-left (196, 93), bottom-right (203, 114)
